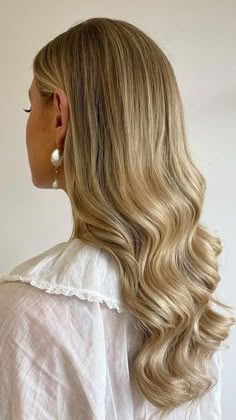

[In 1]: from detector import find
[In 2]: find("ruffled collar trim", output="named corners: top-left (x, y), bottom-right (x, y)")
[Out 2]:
top-left (0, 238), bottom-right (127, 313)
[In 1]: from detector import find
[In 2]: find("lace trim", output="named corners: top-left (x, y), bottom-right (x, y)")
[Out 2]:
top-left (0, 276), bottom-right (127, 314)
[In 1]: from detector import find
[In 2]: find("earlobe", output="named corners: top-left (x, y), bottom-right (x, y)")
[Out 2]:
top-left (55, 114), bottom-right (68, 152)
top-left (55, 134), bottom-right (66, 154)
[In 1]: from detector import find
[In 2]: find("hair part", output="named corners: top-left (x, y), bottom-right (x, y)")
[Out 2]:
top-left (32, 17), bottom-right (236, 418)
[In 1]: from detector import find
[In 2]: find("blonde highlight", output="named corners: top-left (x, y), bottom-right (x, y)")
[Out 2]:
top-left (32, 17), bottom-right (235, 418)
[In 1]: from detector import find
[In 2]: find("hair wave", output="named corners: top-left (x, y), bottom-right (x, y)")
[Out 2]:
top-left (32, 17), bottom-right (236, 418)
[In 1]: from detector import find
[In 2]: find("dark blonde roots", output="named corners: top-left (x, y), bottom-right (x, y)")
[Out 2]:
top-left (32, 17), bottom-right (235, 418)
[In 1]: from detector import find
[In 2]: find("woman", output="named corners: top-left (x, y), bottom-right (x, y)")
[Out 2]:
top-left (0, 17), bottom-right (235, 420)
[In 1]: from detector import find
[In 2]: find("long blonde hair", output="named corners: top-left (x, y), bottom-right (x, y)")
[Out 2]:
top-left (32, 17), bottom-right (236, 418)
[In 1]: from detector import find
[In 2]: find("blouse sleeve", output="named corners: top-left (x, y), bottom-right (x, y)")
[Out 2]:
top-left (0, 281), bottom-right (108, 420)
top-left (0, 280), bottom-right (224, 420)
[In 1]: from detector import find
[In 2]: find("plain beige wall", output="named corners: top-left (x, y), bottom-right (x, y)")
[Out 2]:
top-left (0, 1), bottom-right (235, 417)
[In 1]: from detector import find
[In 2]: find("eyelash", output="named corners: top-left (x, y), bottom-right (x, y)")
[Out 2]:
top-left (23, 106), bottom-right (31, 113)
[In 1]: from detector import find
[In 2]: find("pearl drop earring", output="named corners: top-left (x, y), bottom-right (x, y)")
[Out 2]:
top-left (50, 147), bottom-right (64, 189)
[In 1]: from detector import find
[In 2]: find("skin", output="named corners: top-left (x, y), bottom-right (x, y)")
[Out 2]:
top-left (26, 78), bottom-right (69, 193)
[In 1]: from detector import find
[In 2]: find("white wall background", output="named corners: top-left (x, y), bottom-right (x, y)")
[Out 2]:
top-left (0, 1), bottom-right (235, 418)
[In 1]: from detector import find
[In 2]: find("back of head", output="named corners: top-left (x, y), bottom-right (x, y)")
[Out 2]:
top-left (32, 17), bottom-right (236, 419)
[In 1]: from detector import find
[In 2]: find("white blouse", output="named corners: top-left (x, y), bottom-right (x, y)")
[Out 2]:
top-left (0, 238), bottom-right (223, 419)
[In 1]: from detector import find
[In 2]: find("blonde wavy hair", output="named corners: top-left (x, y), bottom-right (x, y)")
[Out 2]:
top-left (32, 17), bottom-right (236, 418)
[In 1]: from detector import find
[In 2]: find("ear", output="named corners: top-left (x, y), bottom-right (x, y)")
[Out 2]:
top-left (53, 87), bottom-right (69, 152)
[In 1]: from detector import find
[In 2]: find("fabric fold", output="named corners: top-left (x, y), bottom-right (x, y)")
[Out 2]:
top-left (0, 238), bottom-right (127, 314)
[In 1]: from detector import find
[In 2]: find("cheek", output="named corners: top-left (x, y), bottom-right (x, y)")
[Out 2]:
top-left (26, 108), bottom-right (50, 148)
top-left (26, 115), bottom-right (38, 167)
top-left (25, 111), bottom-right (53, 187)
top-left (26, 116), bottom-right (31, 149)
top-left (26, 110), bottom-right (38, 147)
top-left (26, 110), bottom-right (44, 157)
top-left (26, 115), bottom-right (42, 171)
top-left (26, 116), bottom-right (33, 159)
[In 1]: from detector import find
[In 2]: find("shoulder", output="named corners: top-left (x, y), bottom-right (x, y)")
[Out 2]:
top-left (0, 280), bottom-right (91, 327)
top-left (0, 281), bottom-right (102, 419)
top-left (0, 281), bottom-right (91, 352)
top-left (0, 279), bottom-right (125, 342)
top-left (0, 281), bottom-right (46, 322)
top-left (0, 238), bottom-right (126, 313)
top-left (0, 280), bottom-right (61, 310)
top-left (0, 280), bottom-right (104, 379)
